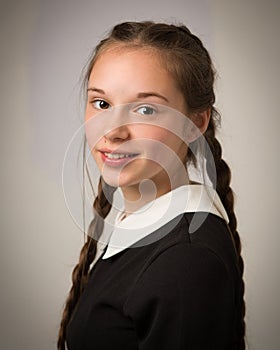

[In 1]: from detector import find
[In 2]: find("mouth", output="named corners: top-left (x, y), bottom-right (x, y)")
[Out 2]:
top-left (99, 150), bottom-right (140, 166)
top-left (103, 152), bottom-right (139, 160)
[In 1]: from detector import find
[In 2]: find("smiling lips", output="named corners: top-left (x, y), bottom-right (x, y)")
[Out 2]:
top-left (99, 149), bottom-right (140, 167)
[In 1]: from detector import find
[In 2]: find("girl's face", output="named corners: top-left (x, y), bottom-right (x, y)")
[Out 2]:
top-left (85, 47), bottom-right (189, 195)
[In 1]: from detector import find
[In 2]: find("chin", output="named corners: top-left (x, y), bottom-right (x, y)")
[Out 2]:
top-left (101, 174), bottom-right (137, 189)
top-left (100, 161), bottom-right (163, 189)
top-left (101, 169), bottom-right (144, 188)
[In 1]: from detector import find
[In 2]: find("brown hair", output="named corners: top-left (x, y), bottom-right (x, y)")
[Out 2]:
top-left (58, 21), bottom-right (245, 349)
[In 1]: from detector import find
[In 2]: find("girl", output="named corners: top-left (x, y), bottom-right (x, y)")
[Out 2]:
top-left (58, 21), bottom-right (245, 349)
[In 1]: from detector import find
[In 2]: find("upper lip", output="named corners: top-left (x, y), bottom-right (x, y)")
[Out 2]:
top-left (99, 148), bottom-right (140, 155)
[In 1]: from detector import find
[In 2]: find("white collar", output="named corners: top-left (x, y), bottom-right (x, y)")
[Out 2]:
top-left (102, 184), bottom-right (228, 259)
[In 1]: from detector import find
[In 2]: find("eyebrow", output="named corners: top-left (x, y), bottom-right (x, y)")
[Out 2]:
top-left (87, 87), bottom-right (105, 94)
top-left (137, 92), bottom-right (169, 102)
top-left (87, 87), bottom-right (169, 102)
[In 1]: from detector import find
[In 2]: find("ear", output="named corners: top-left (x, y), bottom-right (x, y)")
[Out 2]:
top-left (185, 108), bottom-right (211, 143)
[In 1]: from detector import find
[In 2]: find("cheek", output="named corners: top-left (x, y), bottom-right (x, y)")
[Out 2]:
top-left (92, 150), bottom-right (99, 163)
top-left (84, 103), bottom-right (92, 121)
top-left (134, 126), bottom-right (184, 152)
top-left (131, 127), bottom-right (186, 169)
top-left (131, 125), bottom-right (172, 142)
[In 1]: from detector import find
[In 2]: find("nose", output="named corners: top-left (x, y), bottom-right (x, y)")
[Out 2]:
top-left (101, 104), bottom-right (132, 143)
top-left (104, 124), bottom-right (130, 143)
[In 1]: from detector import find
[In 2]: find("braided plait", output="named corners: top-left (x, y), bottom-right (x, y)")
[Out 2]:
top-left (57, 177), bottom-right (116, 350)
top-left (205, 117), bottom-right (246, 350)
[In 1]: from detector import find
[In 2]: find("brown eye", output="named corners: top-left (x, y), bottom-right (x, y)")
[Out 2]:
top-left (92, 99), bottom-right (111, 110)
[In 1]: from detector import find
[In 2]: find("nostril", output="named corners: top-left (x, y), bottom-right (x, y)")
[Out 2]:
top-left (104, 126), bottom-right (130, 142)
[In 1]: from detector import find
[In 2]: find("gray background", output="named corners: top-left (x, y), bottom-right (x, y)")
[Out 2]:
top-left (1, 0), bottom-right (279, 349)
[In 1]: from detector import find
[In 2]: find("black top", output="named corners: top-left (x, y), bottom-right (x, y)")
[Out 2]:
top-left (66, 213), bottom-right (242, 350)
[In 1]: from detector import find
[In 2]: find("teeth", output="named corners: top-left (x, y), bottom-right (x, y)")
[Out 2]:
top-left (104, 152), bottom-right (136, 160)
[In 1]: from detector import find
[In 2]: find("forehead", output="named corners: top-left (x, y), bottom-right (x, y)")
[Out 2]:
top-left (90, 48), bottom-right (164, 77)
top-left (88, 47), bottom-right (182, 103)
top-left (91, 45), bottom-right (163, 73)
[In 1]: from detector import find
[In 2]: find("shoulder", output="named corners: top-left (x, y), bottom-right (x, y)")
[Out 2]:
top-left (123, 214), bottom-right (238, 348)
top-left (124, 236), bottom-right (236, 322)
top-left (125, 212), bottom-right (238, 304)
top-left (131, 212), bottom-right (234, 291)
top-left (140, 212), bottom-right (237, 271)
top-left (137, 238), bottom-right (230, 292)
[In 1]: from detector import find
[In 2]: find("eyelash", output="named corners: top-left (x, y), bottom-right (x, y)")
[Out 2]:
top-left (134, 105), bottom-right (157, 116)
top-left (90, 99), bottom-right (158, 116)
top-left (91, 99), bottom-right (111, 110)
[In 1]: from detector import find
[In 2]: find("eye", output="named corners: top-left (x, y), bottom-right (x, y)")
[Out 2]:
top-left (92, 99), bottom-right (111, 110)
top-left (135, 105), bottom-right (157, 116)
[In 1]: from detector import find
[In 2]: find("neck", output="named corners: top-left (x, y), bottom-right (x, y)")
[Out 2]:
top-left (121, 170), bottom-right (189, 217)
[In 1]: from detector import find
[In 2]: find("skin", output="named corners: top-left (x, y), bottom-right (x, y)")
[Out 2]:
top-left (85, 47), bottom-right (209, 214)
